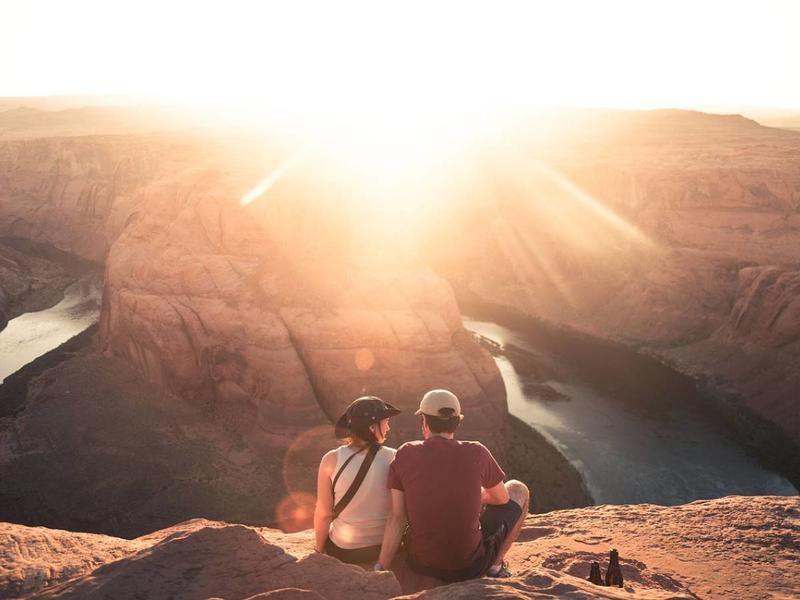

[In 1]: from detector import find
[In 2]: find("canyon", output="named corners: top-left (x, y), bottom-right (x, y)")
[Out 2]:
top-left (1, 104), bottom-right (798, 598)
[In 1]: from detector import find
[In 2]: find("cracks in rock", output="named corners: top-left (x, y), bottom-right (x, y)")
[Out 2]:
top-left (171, 296), bottom-right (212, 339)
top-left (162, 297), bottom-right (204, 372)
top-left (217, 205), bottom-right (225, 250)
top-left (200, 261), bottom-right (225, 300)
top-left (412, 308), bottom-right (434, 341)
top-left (275, 311), bottom-right (333, 421)
top-left (378, 311), bottom-right (401, 349)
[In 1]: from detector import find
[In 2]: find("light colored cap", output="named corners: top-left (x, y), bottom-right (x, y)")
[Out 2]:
top-left (415, 389), bottom-right (462, 416)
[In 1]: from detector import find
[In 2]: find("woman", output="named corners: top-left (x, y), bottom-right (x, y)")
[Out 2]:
top-left (314, 395), bottom-right (401, 564)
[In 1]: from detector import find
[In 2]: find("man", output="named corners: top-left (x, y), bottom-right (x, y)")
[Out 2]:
top-left (375, 389), bottom-right (530, 580)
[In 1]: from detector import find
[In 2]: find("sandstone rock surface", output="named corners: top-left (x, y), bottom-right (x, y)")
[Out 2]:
top-left (1, 496), bottom-right (796, 599)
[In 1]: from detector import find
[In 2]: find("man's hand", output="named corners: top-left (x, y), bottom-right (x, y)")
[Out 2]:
top-left (377, 489), bottom-right (408, 569)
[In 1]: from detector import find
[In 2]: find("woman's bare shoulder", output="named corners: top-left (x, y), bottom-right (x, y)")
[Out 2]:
top-left (319, 447), bottom-right (341, 473)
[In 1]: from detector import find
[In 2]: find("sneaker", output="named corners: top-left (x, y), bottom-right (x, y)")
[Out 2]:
top-left (486, 562), bottom-right (513, 578)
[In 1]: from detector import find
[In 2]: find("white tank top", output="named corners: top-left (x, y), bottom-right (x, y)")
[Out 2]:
top-left (328, 445), bottom-right (395, 549)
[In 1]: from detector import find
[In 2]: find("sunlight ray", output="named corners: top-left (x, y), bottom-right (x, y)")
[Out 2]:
top-left (529, 161), bottom-right (653, 247)
top-left (240, 146), bottom-right (309, 207)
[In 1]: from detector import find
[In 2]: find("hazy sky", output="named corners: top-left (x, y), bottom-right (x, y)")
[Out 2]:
top-left (3, 0), bottom-right (798, 113)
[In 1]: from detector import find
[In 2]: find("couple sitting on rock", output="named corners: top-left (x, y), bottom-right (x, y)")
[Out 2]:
top-left (313, 389), bottom-right (530, 581)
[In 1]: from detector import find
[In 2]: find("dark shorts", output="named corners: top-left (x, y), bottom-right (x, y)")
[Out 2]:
top-left (405, 499), bottom-right (523, 582)
top-left (324, 538), bottom-right (381, 564)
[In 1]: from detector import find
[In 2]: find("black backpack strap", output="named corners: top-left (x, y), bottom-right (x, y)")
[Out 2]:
top-left (332, 444), bottom-right (380, 518)
top-left (331, 446), bottom-right (366, 491)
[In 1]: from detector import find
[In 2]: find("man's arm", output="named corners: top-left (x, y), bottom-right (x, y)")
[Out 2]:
top-left (377, 489), bottom-right (407, 569)
top-left (481, 480), bottom-right (510, 505)
top-left (479, 443), bottom-right (509, 505)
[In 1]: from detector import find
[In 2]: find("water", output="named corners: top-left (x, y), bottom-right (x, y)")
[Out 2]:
top-left (0, 274), bottom-right (102, 382)
top-left (464, 316), bottom-right (798, 505)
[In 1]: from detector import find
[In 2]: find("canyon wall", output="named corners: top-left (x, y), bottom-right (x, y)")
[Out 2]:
top-left (0, 135), bottom-right (506, 453)
top-left (0, 136), bottom-right (173, 262)
top-left (431, 111), bottom-right (800, 449)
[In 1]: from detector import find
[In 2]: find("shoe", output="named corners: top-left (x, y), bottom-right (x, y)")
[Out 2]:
top-left (486, 561), bottom-right (513, 578)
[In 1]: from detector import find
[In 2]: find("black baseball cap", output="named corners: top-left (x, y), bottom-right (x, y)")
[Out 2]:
top-left (334, 396), bottom-right (402, 439)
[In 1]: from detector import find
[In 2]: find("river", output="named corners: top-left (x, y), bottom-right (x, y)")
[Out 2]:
top-left (463, 311), bottom-right (798, 506)
top-left (0, 274), bottom-right (102, 383)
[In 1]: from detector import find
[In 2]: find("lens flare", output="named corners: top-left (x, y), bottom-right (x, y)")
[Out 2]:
top-left (275, 492), bottom-right (316, 533)
top-left (354, 348), bottom-right (375, 371)
top-left (281, 424), bottom-right (336, 518)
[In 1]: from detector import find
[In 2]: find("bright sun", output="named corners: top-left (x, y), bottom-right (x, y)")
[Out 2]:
top-left (6, 1), bottom-right (797, 205)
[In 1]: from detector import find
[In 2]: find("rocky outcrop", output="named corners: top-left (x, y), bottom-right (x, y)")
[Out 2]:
top-left (430, 110), bottom-right (800, 450)
top-left (0, 342), bottom-right (303, 538)
top-left (2, 496), bottom-right (797, 599)
top-left (98, 167), bottom-right (507, 456)
top-left (0, 132), bottom-right (506, 453)
top-left (0, 519), bottom-right (400, 600)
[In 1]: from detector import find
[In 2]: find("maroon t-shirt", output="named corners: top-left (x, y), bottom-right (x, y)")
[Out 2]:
top-left (387, 436), bottom-right (505, 572)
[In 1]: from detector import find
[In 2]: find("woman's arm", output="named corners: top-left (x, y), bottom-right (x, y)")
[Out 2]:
top-left (313, 450), bottom-right (337, 553)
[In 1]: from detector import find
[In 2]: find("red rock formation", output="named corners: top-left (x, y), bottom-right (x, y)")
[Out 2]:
top-left (2, 496), bottom-right (796, 599)
top-left (97, 165), bottom-right (506, 455)
top-left (0, 132), bottom-right (506, 454)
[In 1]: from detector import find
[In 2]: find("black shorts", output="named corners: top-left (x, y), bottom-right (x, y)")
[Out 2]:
top-left (480, 499), bottom-right (523, 546)
top-left (405, 499), bottom-right (523, 582)
top-left (324, 538), bottom-right (381, 564)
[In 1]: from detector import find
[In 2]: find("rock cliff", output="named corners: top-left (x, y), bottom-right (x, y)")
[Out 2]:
top-left (0, 135), bottom-right (506, 454)
top-left (2, 496), bottom-right (797, 599)
top-left (429, 110), bottom-right (800, 453)
top-left (0, 134), bottom-right (265, 262)
top-left (92, 144), bottom-right (507, 455)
